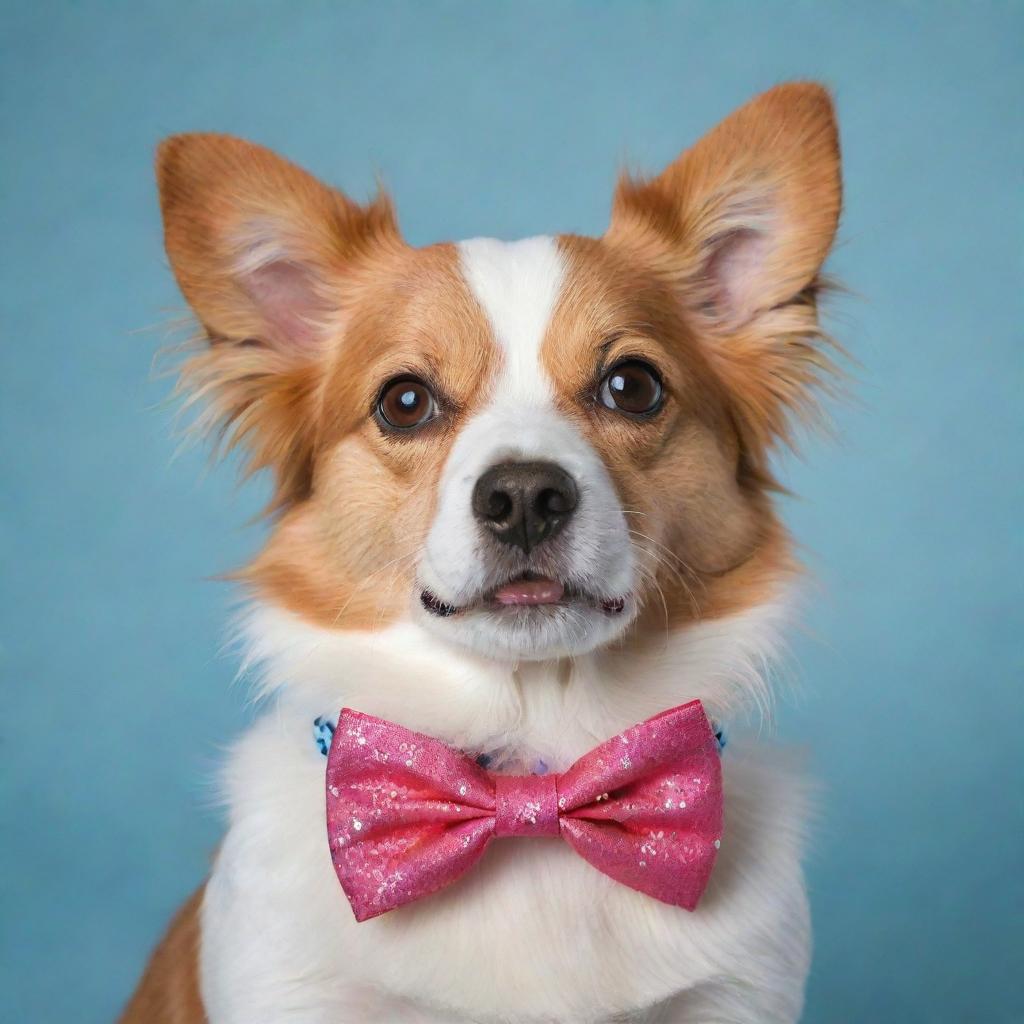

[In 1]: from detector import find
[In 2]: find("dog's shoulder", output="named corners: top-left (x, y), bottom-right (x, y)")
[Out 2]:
top-left (119, 885), bottom-right (207, 1024)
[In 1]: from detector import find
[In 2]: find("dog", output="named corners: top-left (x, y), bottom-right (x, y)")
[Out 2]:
top-left (122, 81), bottom-right (842, 1024)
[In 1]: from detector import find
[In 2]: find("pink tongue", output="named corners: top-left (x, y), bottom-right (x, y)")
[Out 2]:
top-left (493, 577), bottom-right (565, 606)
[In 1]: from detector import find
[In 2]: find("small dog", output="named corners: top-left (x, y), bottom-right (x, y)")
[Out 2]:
top-left (123, 82), bottom-right (842, 1024)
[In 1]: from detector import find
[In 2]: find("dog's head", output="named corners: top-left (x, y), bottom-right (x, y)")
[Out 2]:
top-left (157, 83), bottom-right (840, 663)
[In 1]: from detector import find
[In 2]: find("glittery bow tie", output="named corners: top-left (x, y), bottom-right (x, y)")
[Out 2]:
top-left (325, 700), bottom-right (723, 921)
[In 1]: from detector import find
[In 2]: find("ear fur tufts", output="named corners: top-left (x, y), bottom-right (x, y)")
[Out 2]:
top-left (607, 82), bottom-right (844, 474)
top-left (155, 132), bottom-right (402, 513)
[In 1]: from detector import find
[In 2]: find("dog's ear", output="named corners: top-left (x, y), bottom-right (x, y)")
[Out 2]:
top-left (156, 133), bottom-right (401, 509)
top-left (607, 83), bottom-right (842, 465)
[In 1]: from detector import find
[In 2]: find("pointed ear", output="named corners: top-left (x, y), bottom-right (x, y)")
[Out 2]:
top-left (155, 133), bottom-right (401, 509)
top-left (609, 82), bottom-right (841, 327)
top-left (607, 83), bottom-right (842, 460)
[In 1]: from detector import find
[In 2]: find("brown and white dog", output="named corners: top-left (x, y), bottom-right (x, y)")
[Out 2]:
top-left (123, 82), bottom-right (842, 1024)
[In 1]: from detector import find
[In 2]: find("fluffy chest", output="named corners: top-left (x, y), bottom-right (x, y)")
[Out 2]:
top-left (200, 612), bottom-right (812, 1022)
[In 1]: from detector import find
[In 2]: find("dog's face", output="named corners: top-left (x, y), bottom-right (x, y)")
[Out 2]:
top-left (158, 83), bottom-right (840, 662)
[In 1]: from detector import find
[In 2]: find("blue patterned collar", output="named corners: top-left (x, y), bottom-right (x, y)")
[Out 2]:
top-left (313, 714), bottom-right (725, 772)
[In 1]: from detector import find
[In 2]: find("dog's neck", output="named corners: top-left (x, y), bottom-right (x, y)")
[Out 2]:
top-left (238, 593), bottom-right (792, 769)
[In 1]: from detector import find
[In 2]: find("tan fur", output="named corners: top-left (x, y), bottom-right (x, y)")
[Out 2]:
top-left (155, 85), bottom-right (840, 637)
top-left (242, 240), bottom-right (501, 629)
top-left (544, 232), bottom-right (773, 633)
top-left (158, 133), bottom-right (404, 513)
top-left (119, 887), bottom-right (207, 1024)
top-left (138, 83), bottom-right (842, 1016)
top-left (606, 82), bottom-right (842, 479)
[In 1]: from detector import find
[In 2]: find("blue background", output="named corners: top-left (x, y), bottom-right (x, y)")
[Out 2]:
top-left (2, 3), bottom-right (1021, 1021)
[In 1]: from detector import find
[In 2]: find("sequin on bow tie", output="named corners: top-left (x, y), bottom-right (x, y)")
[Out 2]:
top-left (323, 702), bottom-right (724, 921)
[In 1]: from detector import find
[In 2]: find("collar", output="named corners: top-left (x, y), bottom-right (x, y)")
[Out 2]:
top-left (313, 714), bottom-right (725, 772)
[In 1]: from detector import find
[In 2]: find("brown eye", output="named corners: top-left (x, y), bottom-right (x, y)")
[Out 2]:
top-left (377, 377), bottom-right (438, 431)
top-left (598, 360), bottom-right (664, 417)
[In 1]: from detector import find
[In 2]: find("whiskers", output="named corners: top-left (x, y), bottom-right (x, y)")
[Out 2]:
top-left (620, 508), bottom-right (704, 631)
top-left (330, 548), bottom-right (419, 631)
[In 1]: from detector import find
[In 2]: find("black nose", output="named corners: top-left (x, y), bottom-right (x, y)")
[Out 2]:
top-left (472, 461), bottom-right (579, 554)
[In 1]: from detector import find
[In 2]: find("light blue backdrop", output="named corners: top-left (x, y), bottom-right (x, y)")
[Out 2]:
top-left (1, 3), bottom-right (1021, 1021)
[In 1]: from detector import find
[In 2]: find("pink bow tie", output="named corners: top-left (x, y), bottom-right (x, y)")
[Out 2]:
top-left (325, 700), bottom-right (723, 921)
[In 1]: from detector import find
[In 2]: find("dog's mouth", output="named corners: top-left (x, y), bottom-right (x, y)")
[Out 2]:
top-left (420, 572), bottom-right (627, 618)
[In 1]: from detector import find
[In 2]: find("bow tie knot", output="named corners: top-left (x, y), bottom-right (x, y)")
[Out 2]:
top-left (326, 701), bottom-right (723, 921)
top-left (494, 773), bottom-right (561, 837)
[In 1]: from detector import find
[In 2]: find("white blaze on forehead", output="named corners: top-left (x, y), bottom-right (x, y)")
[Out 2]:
top-left (421, 237), bottom-right (635, 658)
top-left (456, 236), bottom-right (565, 403)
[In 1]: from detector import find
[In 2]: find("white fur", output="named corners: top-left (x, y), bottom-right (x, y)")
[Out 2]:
top-left (419, 237), bottom-right (636, 660)
top-left (456, 236), bottom-right (563, 405)
top-left (200, 597), bottom-right (811, 1024)
top-left (196, 237), bottom-right (814, 1023)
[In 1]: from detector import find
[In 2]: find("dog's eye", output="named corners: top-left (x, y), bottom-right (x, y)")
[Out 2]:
top-left (377, 377), bottom-right (438, 431)
top-left (598, 360), bottom-right (664, 417)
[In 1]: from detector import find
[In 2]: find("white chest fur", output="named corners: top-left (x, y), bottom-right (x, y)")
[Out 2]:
top-left (199, 601), bottom-right (812, 1023)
